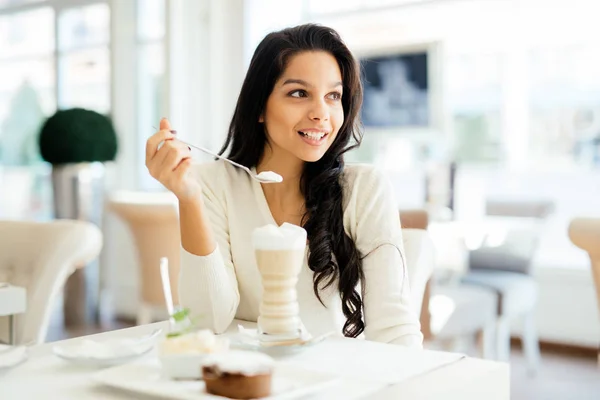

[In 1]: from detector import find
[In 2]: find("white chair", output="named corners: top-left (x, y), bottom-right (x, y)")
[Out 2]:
top-left (429, 282), bottom-right (497, 358)
top-left (460, 200), bottom-right (553, 374)
top-left (402, 228), bottom-right (435, 318)
top-left (107, 191), bottom-right (181, 325)
top-left (0, 219), bottom-right (102, 344)
top-left (568, 217), bottom-right (600, 367)
top-left (402, 210), bottom-right (497, 359)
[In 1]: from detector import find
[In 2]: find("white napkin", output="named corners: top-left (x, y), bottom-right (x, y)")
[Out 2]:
top-left (282, 338), bottom-right (466, 385)
top-left (0, 282), bottom-right (10, 289)
top-left (0, 345), bottom-right (27, 368)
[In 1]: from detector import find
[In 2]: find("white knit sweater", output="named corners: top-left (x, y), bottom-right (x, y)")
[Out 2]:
top-left (178, 160), bottom-right (423, 347)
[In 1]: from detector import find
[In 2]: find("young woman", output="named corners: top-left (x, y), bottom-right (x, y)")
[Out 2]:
top-left (145, 24), bottom-right (423, 347)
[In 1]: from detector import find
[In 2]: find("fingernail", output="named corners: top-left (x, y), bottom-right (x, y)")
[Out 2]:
top-left (170, 130), bottom-right (177, 134)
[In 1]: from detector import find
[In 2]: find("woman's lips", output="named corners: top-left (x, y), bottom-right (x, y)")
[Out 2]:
top-left (298, 131), bottom-right (329, 146)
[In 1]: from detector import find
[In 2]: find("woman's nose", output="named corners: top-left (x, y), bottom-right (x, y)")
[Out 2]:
top-left (308, 99), bottom-right (329, 121)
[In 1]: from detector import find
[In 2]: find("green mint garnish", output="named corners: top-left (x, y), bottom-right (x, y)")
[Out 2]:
top-left (171, 308), bottom-right (190, 323)
top-left (166, 308), bottom-right (206, 339)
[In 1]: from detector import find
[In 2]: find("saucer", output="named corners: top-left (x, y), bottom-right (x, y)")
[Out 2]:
top-left (230, 326), bottom-right (333, 356)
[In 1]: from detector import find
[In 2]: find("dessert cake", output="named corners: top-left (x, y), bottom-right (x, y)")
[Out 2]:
top-left (202, 350), bottom-right (275, 399)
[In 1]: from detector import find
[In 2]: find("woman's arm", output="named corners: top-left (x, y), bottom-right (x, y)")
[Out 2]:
top-left (351, 167), bottom-right (423, 347)
top-left (178, 163), bottom-right (240, 334)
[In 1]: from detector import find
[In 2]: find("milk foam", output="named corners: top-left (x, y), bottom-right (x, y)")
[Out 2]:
top-left (252, 223), bottom-right (306, 250)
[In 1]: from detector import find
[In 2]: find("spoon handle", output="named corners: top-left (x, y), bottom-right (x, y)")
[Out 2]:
top-left (151, 126), bottom-right (256, 180)
top-left (159, 257), bottom-right (174, 318)
top-left (177, 139), bottom-right (251, 173)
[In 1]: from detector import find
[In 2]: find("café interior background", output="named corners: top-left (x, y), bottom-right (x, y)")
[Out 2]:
top-left (0, 0), bottom-right (599, 397)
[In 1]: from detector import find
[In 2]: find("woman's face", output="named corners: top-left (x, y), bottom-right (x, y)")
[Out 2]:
top-left (261, 51), bottom-right (344, 163)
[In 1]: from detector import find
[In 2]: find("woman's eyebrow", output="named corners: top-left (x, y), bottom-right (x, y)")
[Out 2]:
top-left (282, 79), bottom-right (343, 88)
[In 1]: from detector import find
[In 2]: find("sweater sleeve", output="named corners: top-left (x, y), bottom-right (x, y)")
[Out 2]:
top-left (352, 167), bottom-right (424, 347)
top-left (178, 163), bottom-right (240, 334)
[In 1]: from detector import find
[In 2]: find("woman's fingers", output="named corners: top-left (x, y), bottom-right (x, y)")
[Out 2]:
top-left (161, 140), bottom-right (190, 171)
top-left (159, 117), bottom-right (172, 131)
top-left (145, 129), bottom-right (175, 162)
top-left (174, 158), bottom-right (192, 180)
top-left (144, 119), bottom-right (200, 200)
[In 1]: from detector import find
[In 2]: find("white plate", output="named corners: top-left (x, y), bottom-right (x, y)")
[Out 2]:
top-left (54, 345), bottom-right (154, 367)
top-left (0, 344), bottom-right (28, 371)
top-left (53, 329), bottom-right (161, 367)
top-left (93, 359), bottom-right (340, 400)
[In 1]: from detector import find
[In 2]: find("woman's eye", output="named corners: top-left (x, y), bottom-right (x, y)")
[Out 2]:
top-left (328, 92), bottom-right (342, 101)
top-left (289, 90), bottom-right (308, 98)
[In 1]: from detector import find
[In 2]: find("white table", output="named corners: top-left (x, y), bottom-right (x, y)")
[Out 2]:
top-left (0, 320), bottom-right (509, 400)
top-left (0, 284), bottom-right (26, 345)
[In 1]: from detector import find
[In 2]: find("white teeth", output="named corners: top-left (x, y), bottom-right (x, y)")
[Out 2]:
top-left (300, 131), bottom-right (326, 140)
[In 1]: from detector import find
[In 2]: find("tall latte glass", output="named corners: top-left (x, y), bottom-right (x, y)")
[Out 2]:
top-left (252, 223), bottom-right (306, 339)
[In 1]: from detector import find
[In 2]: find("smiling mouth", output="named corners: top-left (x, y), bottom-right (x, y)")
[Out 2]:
top-left (298, 131), bottom-right (328, 142)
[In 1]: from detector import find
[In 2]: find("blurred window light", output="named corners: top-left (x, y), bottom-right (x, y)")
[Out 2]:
top-left (58, 3), bottom-right (110, 51)
top-left (0, 0), bottom-right (43, 8)
top-left (137, 41), bottom-right (167, 190)
top-left (528, 43), bottom-right (600, 168)
top-left (307, 0), bottom-right (431, 15)
top-left (58, 47), bottom-right (110, 113)
top-left (0, 7), bottom-right (54, 60)
top-left (0, 5), bottom-right (55, 168)
top-left (0, 0), bottom-right (110, 221)
top-left (137, 0), bottom-right (167, 190)
top-left (0, 58), bottom-right (55, 119)
top-left (447, 52), bottom-right (504, 165)
top-left (137, 0), bottom-right (166, 41)
top-left (308, 0), bottom-right (362, 14)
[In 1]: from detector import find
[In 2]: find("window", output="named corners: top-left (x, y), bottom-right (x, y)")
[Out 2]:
top-left (57, 3), bottom-right (111, 112)
top-left (0, 7), bottom-right (55, 166)
top-left (0, 1), bottom-right (111, 220)
top-left (528, 43), bottom-right (600, 168)
top-left (307, 0), bottom-right (430, 15)
top-left (447, 52), bottom-right (504, 164)
top-left (137, 0), bottom-right (167, 190)
top-left (0, 6), bottom-right (55, 219)
top-left (0, 0), bottom-right (43, 7)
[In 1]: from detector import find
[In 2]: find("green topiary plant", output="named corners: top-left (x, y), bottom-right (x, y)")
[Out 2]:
top-left (39, 108), bottom-right (118, 165)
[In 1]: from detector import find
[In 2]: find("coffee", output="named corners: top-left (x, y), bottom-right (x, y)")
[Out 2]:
top-left (252, 223), bottom-right (306, 336)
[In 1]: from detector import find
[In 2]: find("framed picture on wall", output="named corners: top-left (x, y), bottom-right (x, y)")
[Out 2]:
top-left (356, 42), bottom-right (443, 133)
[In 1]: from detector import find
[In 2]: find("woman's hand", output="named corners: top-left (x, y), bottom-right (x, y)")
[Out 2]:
top-left (145, 118), bottom-right (200, 201)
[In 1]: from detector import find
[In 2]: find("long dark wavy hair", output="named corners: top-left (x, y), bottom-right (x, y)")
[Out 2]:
top-left (219, 24), bottom-right (365, 338)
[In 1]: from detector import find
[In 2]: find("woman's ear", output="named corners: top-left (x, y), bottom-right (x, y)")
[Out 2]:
top-left (258, 114), bottom-right (264, 123)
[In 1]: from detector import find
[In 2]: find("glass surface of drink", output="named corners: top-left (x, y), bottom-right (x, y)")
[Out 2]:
top-left (252, 223), bottom-right (307, 340)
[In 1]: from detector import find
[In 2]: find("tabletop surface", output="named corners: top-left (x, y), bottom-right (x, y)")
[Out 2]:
top-left (0, 320), bottom-right (510, 400)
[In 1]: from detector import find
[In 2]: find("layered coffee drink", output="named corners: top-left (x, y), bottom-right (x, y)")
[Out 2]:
top-left (252, 223), bottom-right (306, 338)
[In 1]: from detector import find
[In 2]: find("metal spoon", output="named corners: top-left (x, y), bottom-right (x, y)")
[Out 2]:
top-left (152, 127), bottom-right (282, 183)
